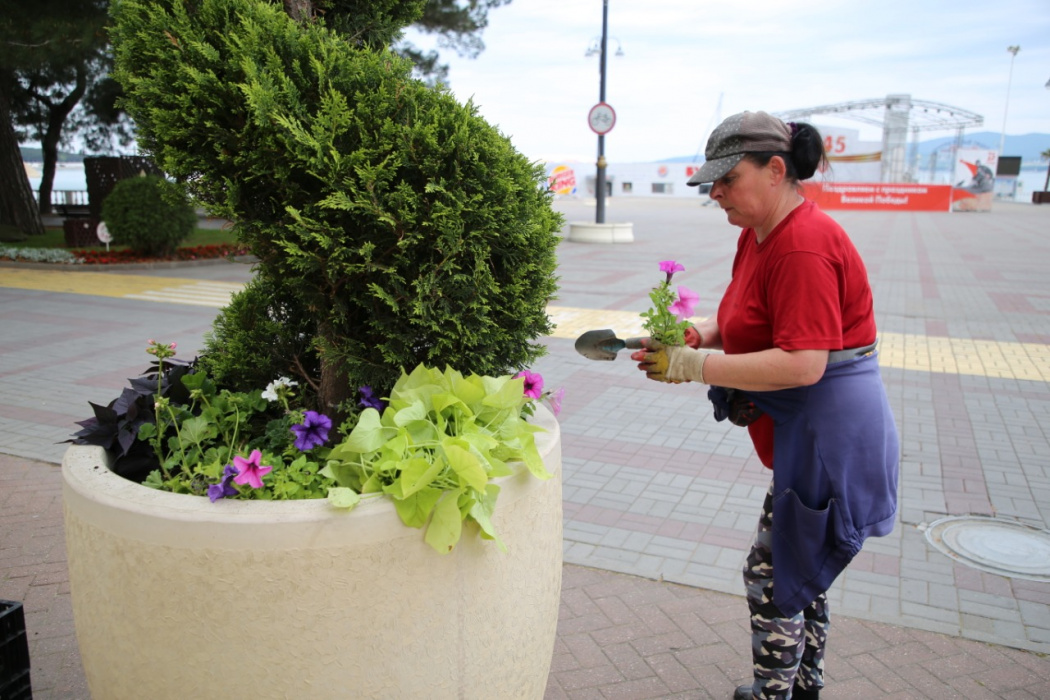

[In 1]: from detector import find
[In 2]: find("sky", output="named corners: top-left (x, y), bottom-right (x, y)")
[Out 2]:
top-left (405, 0), bottom-right (1050, 164)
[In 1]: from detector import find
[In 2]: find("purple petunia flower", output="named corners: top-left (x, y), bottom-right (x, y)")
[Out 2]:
top-left (208, 464), bottom-right (239, 502)
top-left (358, 385), bottom-right (385, 412)
top-left (515, 370), bottom-right (544, 399)
top-left (290, 410), bottom-right (332, 451)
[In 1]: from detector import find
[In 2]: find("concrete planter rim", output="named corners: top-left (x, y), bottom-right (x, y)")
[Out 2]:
top-left (62, 404), bottom-right (561, 549)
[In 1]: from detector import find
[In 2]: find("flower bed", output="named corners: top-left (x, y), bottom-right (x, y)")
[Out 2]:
top-left (72, 243), bottom-right (250, 265)
top-left (0, 243), bottom-right (250, 265)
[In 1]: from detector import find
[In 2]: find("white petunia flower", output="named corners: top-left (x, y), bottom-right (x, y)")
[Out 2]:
top-left (262, 376), bottom-right (298, 402)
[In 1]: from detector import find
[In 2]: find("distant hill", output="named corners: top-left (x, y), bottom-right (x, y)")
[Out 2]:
top-left (19, 147), bottom-right (86, 163)
top-left (658, 132), bottom-right (1050, 165)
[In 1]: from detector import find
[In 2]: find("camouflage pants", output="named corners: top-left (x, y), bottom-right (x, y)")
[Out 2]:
top-left (742, 481), bottom-right (829, 699)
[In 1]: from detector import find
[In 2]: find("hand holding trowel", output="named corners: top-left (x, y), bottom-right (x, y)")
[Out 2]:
top-left (574, 329), bottom-right (648, 361)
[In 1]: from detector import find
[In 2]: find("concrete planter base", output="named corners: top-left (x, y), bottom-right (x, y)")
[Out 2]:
top-left (567, 221), bottom-right (635, 243)
top-left (62, 407), bottom-right (562, 700)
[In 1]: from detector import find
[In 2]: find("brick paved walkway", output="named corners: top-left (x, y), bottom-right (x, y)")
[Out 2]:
top-left (3, 198), bottom-right (1050, 698)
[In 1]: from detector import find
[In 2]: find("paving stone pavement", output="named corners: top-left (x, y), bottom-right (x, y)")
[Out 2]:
top-left (2, 197), bottom-right (1050, 698)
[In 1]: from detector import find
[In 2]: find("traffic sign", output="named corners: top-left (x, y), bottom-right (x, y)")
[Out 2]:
top-left (587, 102), bottom-right (616, 135)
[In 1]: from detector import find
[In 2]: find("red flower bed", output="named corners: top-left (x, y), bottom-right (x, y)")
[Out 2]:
top-left (72, 243), bottom-right (251, 265)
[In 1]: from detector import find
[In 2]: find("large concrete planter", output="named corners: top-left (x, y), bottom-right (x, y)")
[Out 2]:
top-left (62, 407), bottom-right (562, 700)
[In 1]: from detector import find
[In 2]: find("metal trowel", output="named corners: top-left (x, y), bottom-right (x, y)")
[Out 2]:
top-left (574, 329), bottom-right (647, 361)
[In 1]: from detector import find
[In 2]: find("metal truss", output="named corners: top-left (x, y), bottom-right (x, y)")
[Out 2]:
top-left (773, 97), bottom-right (983, 132)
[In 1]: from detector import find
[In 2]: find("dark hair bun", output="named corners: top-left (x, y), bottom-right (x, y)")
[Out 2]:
top-left (790, 123), bottom-right (826, 181)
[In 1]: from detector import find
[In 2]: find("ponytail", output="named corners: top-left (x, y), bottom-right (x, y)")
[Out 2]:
top-left (787, 122), bottom-right (827, 181)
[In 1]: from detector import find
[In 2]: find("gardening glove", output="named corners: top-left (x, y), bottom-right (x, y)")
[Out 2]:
top-left (684, 325), bottom-right (703, 349)
top-left (631, 340), bottom-right (708, 384)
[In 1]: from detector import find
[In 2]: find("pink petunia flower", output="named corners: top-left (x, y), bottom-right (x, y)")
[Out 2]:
top-left (668, 285), bottom-right (699, 321)
top-left (658, 260), bottom-right (685, 274)
top-left (515, 370), bottom-right (544, 399)
top-left (232, 449), bottom-right (272, 489)
top-left (546, 387), bottom-right (565, 417)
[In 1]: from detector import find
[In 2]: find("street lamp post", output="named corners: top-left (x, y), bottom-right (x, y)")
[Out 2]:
top-left (999, 45), bottom-right (1020, 155)
top-left (595, 0), bottom-right (610, 224)
top-left (568, 1), bottom-right (632, 243)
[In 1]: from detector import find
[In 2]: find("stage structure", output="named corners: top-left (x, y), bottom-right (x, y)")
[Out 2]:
top-left (775, 95), bottom-right (983, 183)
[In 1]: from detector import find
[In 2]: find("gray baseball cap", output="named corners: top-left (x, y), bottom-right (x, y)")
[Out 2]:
top-left (687, 111), bottom-right (792, 186)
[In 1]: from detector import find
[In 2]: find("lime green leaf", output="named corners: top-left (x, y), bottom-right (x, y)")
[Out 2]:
top-left (469, 484), bottom-right (506, 552)
top-left (393, 487), bottom-right (442, 528)
top-left (443, 439), bottom-right (487, 492)
top-left (486, 456), bottom-right (513, 478)
top-left (431, 391), bottom-right (469, 418)
top-left (481, 376), bottom-right (523, 412)
top-left (519, 432), bottom-right (552, 480)
top-left (396, 457), bottom-right (444, 498)
top-left (361, 473), bottom-right (385, 494)
top-left (343, 408), bottom-right (394, 453)
top-left (327, 487), bottom-right (361, 509)
top-left (425, 491), bottom-right (464, 553)
top-left (392, 399), bottom-right (427, 427)
top-left (449, 372), bottom-right (486, 407)
top-left (321, 460), bottom-right (363, 489)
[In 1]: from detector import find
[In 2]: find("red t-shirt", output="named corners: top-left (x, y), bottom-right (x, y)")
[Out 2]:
top-left (716, 200), bottom-right (877, 467)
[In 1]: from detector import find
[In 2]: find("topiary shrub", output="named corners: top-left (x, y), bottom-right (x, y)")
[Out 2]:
top-left (196, 275), bottom-right (320, 404)
top-left (100, 175), bottom-right (197, 257)
top-left (111, 0), bottom-right (562, 420)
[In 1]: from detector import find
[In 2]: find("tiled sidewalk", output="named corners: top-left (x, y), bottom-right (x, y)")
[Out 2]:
top-left (3, 198), bottom-right (1050, 698)
top-left (4, 453), bottom-right (1050, 699)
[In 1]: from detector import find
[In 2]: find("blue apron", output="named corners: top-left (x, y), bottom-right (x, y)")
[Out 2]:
top-left (745, 352), bottom-right (900, 617)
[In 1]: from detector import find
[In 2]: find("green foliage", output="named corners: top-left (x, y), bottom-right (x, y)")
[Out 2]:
top-left (323, 365), bottom-right (550, 553)
top-left (111, 0), bottom-right (562, 412)
top-left (640, 281), bottom-right (690, 347)
top-left (196, 275), bottom-right (320, 404)
top-left (640, 263), bottom-right (694, 346)
top-left (313, 0), bottom-right (427, 48)
top-left (100, 175), bottom-right (196, 256)
top-left (142, 361), bottom-right (335, 501)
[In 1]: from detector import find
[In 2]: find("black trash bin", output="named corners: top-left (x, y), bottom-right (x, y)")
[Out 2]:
top-left (0, 600), bottom-right (31, 699)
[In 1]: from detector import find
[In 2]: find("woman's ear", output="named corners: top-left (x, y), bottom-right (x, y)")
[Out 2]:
top-left (767, 155), bottom-right (788, 185)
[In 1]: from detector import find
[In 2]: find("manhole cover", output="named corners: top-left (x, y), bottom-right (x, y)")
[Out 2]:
top-left (925, 516), bottom-right (1050, 581)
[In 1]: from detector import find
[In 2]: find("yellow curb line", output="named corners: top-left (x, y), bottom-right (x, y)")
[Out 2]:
top-left (2, 269), bottom-right (1046, 383)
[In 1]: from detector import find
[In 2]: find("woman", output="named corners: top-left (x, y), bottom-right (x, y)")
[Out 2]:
top-left (633, 111), bottom-right (899, 700)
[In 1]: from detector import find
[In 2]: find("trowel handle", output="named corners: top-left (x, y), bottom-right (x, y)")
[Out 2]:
top-left (623, 337), bottom-right (647, 350)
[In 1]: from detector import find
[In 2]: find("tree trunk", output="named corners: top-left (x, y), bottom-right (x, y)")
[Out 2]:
top-left (0, 89), bottom-right (45, 236)
top-left (37, 64), bottom-right (88, 215)
top-left (283, 0), bottom-right (313, 23)
top-left (317, 324), bottom-right (352, 428)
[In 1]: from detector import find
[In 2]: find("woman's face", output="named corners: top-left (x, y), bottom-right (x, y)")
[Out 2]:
top-left (708, 158), bottom-right (777, 230)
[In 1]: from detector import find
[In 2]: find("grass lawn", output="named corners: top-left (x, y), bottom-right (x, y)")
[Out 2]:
top-left (4, 225), bottom-right (239, 251)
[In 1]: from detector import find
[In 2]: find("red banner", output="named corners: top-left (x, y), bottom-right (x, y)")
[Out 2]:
top-left (802, 183), bottom-right (952, 211)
